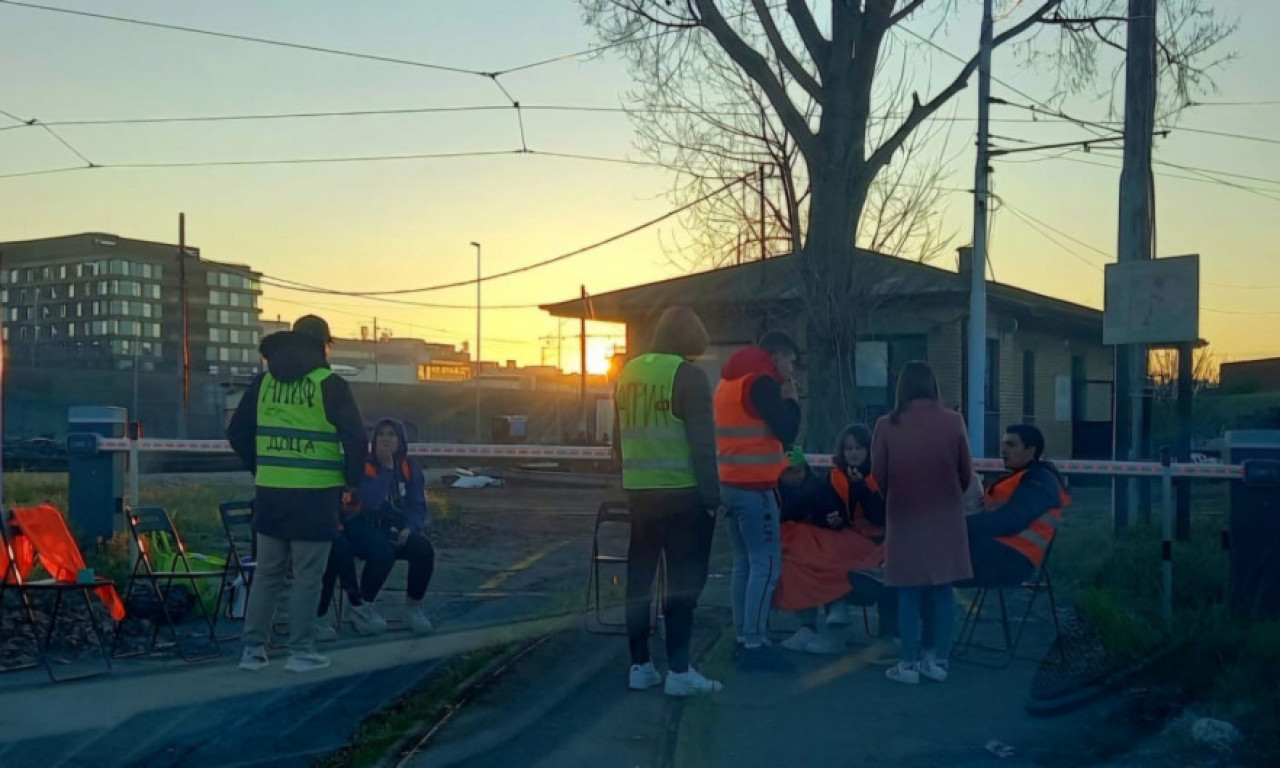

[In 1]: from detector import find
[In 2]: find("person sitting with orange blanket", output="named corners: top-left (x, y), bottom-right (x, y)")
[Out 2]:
top-left (775, 424), bottom-right (885, 654)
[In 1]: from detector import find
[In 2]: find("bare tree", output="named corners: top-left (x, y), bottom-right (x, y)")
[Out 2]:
top-left (583, 0), bottom-right (1232, 449)
top-left (1149, 346), bottom-right (1219, 401)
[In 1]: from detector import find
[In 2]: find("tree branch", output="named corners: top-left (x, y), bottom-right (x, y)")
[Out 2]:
top-left (888, 0), bottom-right (927, 26)
top-left (786, 0), bottom-right (828, 65)
top-left (867, 0), bottom-right (1064, 171)
top-left (751, 0), bottom-right (822, 98)
top-left (694, 0), bottom-right (816, 157)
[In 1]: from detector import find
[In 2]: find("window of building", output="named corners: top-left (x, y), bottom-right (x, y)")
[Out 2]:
top-left (40, 267), bottom-right (51, 281)
top-left (48, 286), bottom-right (59, 300)
top-left (67, 323), bottom-right (76, 338)
top-left (7, 269), bottom-right (18, 283)
top-left (209, 289), bottom-right (228, 306)
top-left (59, 304), bottom-right (67, 318)
top-left (146, 284), bottom-right (161, 299)
top-left (67, 284), bottom-right (76, 299)
top-left (109, 260), bottom-right (128, 276)
top-left (147, 323), bottom-right (161, 338)
top-left (58, 265), bottom-right (67, 280)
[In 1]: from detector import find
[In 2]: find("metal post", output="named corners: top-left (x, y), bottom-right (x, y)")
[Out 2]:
top-left (471, 242), bottom-right (482, 443)
top-left (966, 0), bottom-right (994, 458)
top-left (1160, 445), bottom-right (1174, 629)
top-left (178, 212), bottom-right (190, 439)
top-left (128, 423), bottom-right (140, 511)
top-left (758, 164), bottom-right (767, 261)
top-left (0, 249), bottom-right (6, 511)
top-left (1176, 342), bottom-right (1194, 540)
top-left (1114, 0), bottom-right (1158, 532)
top-left (580, 285), bottom-right (588, 439)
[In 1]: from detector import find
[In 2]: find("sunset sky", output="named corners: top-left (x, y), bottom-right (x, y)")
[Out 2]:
top-left (1, 1), bottom-right (1277, 376)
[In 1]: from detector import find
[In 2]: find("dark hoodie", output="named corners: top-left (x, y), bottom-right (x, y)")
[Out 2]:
top-left (967, 460), bottom-right (1068, 540)
top-left (226, 331), bottom-right (367, 541)
top-left (718, 346), bottom-right (802, 489)
top-left (355, 419), bottom-right (429, 533)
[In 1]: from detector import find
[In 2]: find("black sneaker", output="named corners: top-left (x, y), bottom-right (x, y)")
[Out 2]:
top-left (734, 644), bottom-right (794, 674)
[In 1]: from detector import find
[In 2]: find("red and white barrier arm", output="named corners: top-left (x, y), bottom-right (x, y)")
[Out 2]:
top-left (95, 438), bottom-right (1243, 479)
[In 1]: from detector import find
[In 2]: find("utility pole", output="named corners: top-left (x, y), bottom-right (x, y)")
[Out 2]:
top-left (471, 242), bottom-right (482, 443)
top-left (0, 250), bottom-right (6, 511)
top-left (580, 285), bottom-right (589, 441)
top-left (1114, 0), bottom-right (1158, 531)
top-left (373, 316), bottom-right (380, 387)
top-left (966, 0), bottom-right (994, 458)
top-left (177, 212), bottom-right (189, 439)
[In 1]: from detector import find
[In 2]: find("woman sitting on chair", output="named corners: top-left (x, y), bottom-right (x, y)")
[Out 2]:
top-left (317, 419), bottom-right (436, 636)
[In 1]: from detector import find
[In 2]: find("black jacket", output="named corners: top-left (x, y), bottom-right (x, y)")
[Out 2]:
top-left (779, 466), bottom-right (849, 530)
top-left (967, 461), bottom-right (1066, 540)
top-left (226, 331), bottom-right (367, 541)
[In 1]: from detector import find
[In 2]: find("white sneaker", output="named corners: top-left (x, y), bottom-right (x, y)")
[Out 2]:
top-left (825, 603), bottom-right (850, 627)
top-left (886, 661), bottom-right (920, 685)
top-left (407, 606), bottom-right (434, 635)
top-left (664, 667), bottom-right (723, 697)
top-left (314, 618), bottom-right (337, 643)
top-left (285, 652), bottom-right (332, 673)
top-left (239, 644), bottom-right (268, 671)
top-left (782, 627), bottom-right (819, 652)
top-left (919, 654), bottom-right (950, 683)
top-left (803, 634), bottom-right (846, 655)
top-left (348, 603), bottom-right (388, 636)
top-left (629, 662), bottom-right (663, 691)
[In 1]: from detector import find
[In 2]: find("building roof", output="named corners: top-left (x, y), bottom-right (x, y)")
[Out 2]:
top-left (541, 249), bottom-right (1103, 332)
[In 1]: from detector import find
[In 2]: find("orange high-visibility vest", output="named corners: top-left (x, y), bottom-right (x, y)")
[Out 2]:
top-left (829, 468), bottom-right (885, 538)
top-left (714, 376), bottom-right (788, 485)
top-left (983, 468), bottom-right (1070, 568)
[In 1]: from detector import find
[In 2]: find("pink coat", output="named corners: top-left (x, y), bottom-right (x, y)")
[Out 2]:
top-left (871, 400), bottom-right (974, 587)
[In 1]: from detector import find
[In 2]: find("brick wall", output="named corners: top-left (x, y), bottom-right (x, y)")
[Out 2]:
top-left (929, 319), bottom-right (964, 409)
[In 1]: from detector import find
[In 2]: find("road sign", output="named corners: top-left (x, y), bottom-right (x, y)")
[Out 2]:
top-left (1104, 254), bottom-right (1200, 346)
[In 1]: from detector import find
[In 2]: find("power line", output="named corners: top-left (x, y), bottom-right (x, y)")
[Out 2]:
top-left (1189, 100), bottom-right (1280, 107)
top-left (253, 173), bottom-right (752, 297)
top-left (265, 296), bottom-right (536, 344)
top-left (260, 277), bottom-right (544, 310)
top-left (999, 201), bottom-right (1106, 273)
top-left (1019, 148), bottom-right (1280, 202)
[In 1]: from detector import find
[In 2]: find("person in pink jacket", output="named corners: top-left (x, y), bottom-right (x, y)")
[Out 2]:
top-left (871, 360), bottom-right (973, 685)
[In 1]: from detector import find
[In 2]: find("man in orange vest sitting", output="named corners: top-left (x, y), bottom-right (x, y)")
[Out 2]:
top-left (966, 424), bottom-right (1070, 585)
top-left (714, 331), bottom-right (801, 671)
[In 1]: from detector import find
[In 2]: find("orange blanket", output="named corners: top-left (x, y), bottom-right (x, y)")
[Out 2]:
top-left (774, 521), bottom-right (884, 612)
top-left (1, 505), bottom-right (126, 621)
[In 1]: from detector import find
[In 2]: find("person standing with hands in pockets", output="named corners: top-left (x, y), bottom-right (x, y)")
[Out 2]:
top-left (715, 331), bottom-right (802, 671)
top-left (616, 306), bottom-right (724, 697)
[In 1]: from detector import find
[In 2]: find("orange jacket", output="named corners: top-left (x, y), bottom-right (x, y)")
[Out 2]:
top-left (714, 375), bottom-right (788, 486)
top-left (1, 505), bottom-right (126, 621)
top-left (983, 467), bottom-right (1070, 569)
top-left (829, 468), bottom-right (886, 539)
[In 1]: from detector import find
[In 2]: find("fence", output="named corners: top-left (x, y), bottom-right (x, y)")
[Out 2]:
top-left (98, 437), bottom-right (1246, 628)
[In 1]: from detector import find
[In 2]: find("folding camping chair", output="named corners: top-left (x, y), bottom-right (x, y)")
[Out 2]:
top-left (213, 500), bottom-right (255, 639)
top-left (113, 506), bottom-right (225, 662)
top-left (954, 540), bottom-right (1063, 669)
top-left (584, 500), bottom-right (665, 636)
top-left (0, 507), bottom-right (115, 683)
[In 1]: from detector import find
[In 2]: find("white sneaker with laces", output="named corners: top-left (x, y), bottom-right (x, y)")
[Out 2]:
top-left (885, 661), bottom-right (921, 685)
top-left (407, 606), bottom-right (434, 635)
top-left (825, 603), bottom-right (850, 627)
top-left (664, 667), bottom-right (723, 697)
top-left (348, 603), bottom-right (388, 635)
top-left (285, 652), bottom-right (332, 673)
top-left (629, 662), bottom-right (663, 691)
top-left (919, 654), bottom-right (950, 683)
top-left (239, 645), bottom-right (268, 671)
top-left (314, 618), bottom-right (337, 643)
top-left (782, 627), bottom-right (819, 652)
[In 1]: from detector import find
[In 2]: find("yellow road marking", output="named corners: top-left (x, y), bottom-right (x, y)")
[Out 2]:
top-left (478, 542), bottom-right (567, 591)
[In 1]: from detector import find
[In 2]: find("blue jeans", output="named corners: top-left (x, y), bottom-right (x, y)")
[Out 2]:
top-left (723, 485), bottom-right (781, 647)
top-left (898, 585), bottom-right (956, 663)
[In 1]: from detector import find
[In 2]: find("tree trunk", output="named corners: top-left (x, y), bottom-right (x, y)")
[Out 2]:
top-left (799, 162), bottom-right (870, 452)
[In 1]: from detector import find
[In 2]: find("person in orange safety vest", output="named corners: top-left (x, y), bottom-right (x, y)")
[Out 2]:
top-left (714, 331), bottom-right (801, 672)
top-left (966, 424), bottom-right (1070, 585)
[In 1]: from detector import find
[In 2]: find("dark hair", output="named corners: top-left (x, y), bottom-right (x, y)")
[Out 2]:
top-left (832, 423), bottom-right (872, 471)
top-left (758, 331), bottom-right (798, 357)
top-left (1005, 424), bottom-right (1045, 460)
top-left (889, 360), bottom-right (939, 424)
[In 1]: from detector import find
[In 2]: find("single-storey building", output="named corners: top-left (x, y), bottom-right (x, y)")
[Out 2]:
top-left (542, 247), bottom-right (1114, 459)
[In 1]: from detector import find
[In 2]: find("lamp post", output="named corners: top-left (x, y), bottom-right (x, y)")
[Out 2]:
top-left (470, 241), bottom-right (482, 443)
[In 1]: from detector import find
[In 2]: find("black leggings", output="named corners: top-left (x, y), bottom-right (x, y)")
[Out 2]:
top-left (318, 521), bottom-right (436, 616)
top-left (625, 488), bottom-right (715, 673)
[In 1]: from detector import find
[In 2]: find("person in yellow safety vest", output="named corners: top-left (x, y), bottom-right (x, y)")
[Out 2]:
top-left (965, 424), bottom-right (1071, 586)
top-left (226, 315), bottom-right (368, 674)
top-left (615, 306), bottom-right (725, 698)
top-left (714, 331), bottom-right (801, 672)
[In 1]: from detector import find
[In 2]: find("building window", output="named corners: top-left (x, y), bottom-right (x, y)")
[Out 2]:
top-left (68, 284), bottom-right (76, 299)
top-left (7, 269), bottom-right (18, 283)
top-left (209, 289), bottom-right (227, 306)
top-left (1022, 350), bottom-right (1036, 423)
top-left (58, 265), bottom-right (67, 280)
top-left (40, 266), bottom-right (51, 280)
top-left (145, 284), bottom-right (161, 300)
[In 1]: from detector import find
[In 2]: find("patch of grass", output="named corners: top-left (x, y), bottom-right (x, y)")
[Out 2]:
top-left (314, 643), bottom-right (513, 768)
top-left (139, 480), bottom-right (254, 553)
top-left (2, 471), bottom-right (69, 509)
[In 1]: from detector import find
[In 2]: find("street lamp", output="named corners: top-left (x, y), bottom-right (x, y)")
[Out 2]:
top-left (470, 241), bottom-right (482, 443)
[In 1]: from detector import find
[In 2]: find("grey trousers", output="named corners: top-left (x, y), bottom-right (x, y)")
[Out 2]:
top-left (242, 533), bottom-right (331, 654)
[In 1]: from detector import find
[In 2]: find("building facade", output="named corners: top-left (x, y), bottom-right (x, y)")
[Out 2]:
top-left (0, 233), bottom-right (262, 378)
top-left (543, 248), bottom-right (1115, 459)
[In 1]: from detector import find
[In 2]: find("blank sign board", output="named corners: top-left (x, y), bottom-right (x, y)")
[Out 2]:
top-left (1103, 255), bottom-right (1200, 346)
